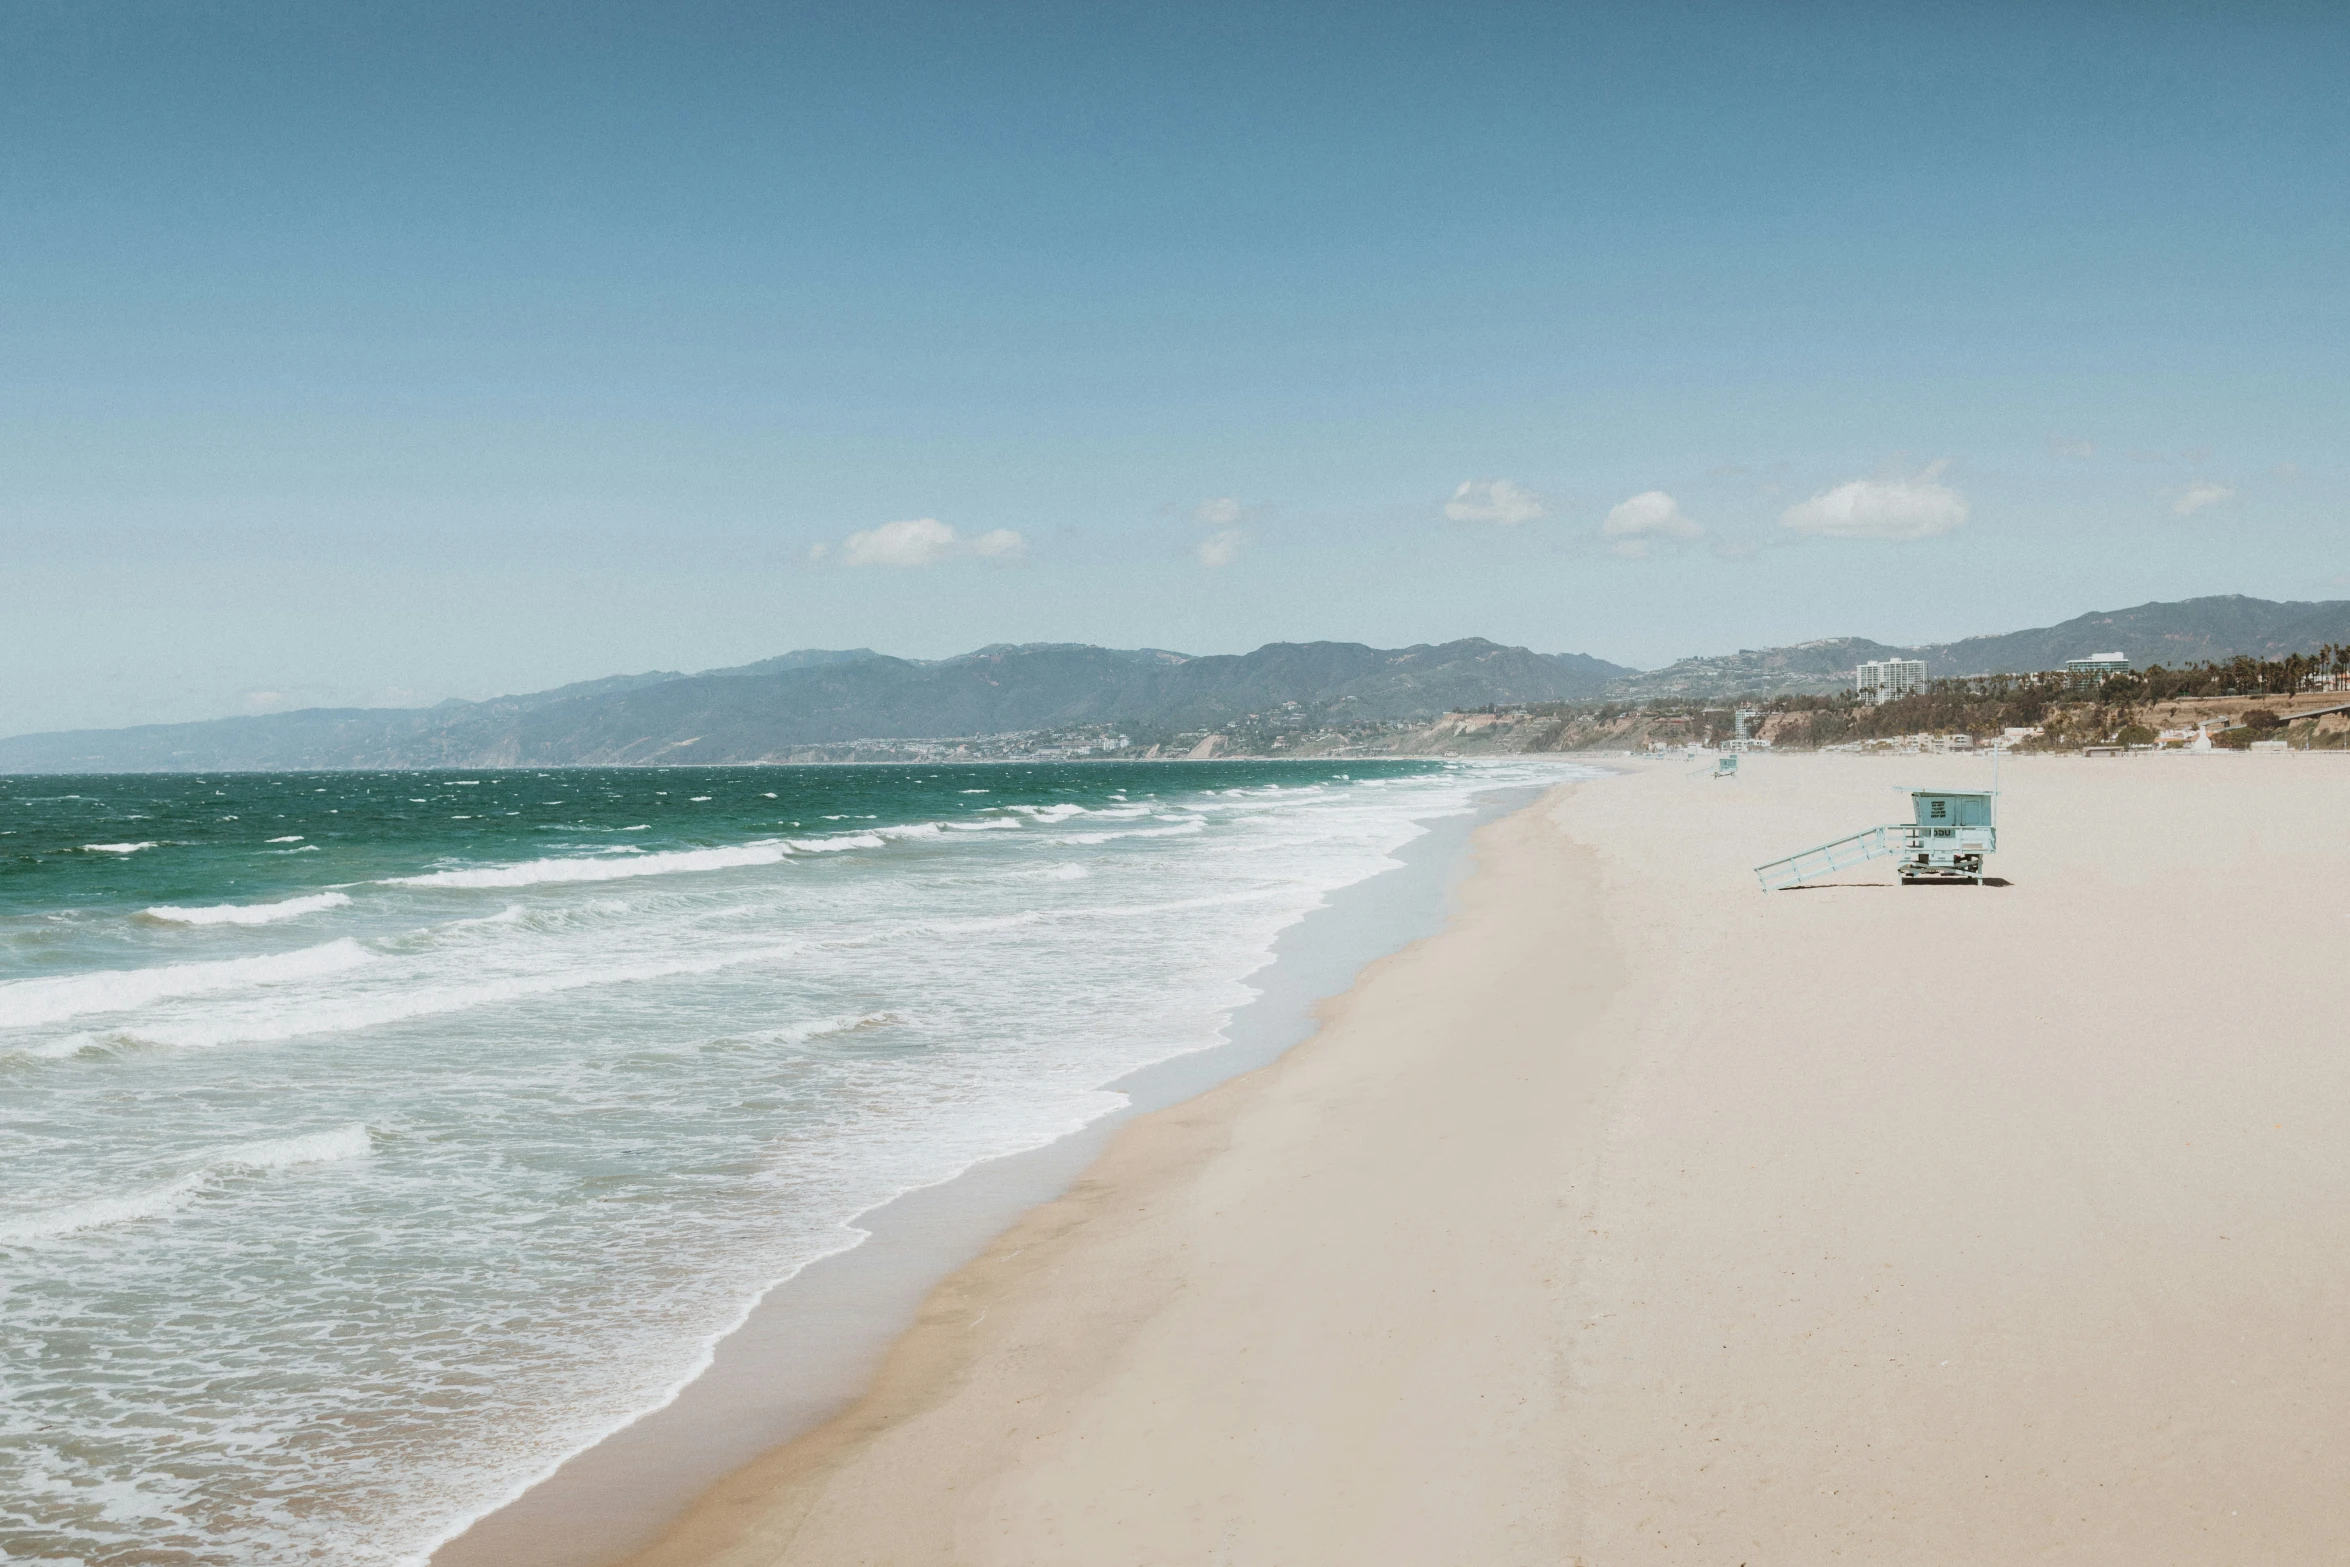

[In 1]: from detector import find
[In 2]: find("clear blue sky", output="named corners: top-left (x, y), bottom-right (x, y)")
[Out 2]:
top-left (4, 1), bottom-right (2344, 733)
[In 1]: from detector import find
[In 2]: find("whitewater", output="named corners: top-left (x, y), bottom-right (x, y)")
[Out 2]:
top-left (0, 760), bottom-right (1566, 1565)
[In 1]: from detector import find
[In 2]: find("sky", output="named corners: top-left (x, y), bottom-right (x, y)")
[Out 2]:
top-left (3, 1), bottom-right (2346, 735)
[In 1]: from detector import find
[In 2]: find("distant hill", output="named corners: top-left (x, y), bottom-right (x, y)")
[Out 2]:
top-left (1604, 638), bottom-right (1917, 703)
top-left (0, 639), bottom-right (1635, 772)
top-left (16, 594), bottom-right (2338, 771)
top-left (1925, 596), bottom-right (2350, 677)
top-left (1610, 595), bottom-right (2350, 701)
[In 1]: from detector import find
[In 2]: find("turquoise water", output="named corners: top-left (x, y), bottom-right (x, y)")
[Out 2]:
top-left (0, 760), bottom-right (1560, 1565)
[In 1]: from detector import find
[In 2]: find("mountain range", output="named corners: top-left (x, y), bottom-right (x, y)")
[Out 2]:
top-left (0, 641), bottom-right (1632, 772)
top-left (4, 595), bottom-right (2343, 772)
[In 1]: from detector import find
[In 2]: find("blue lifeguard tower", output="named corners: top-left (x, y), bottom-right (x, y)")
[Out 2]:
top-left (1754, 787), bottom-right (1997, 889)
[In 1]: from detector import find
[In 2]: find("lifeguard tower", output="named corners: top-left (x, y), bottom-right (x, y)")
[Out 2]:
top-left (1753, 787), bottom-right (1997, 889)
top-left (1900, 788), bottom-right (1994, 882)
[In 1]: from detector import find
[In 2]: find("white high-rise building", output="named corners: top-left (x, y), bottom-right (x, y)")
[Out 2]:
top-left (1854, 658), bottom-right (1927, 704)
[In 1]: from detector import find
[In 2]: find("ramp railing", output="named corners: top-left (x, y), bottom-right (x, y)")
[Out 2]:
top-left (1753, 824), bottom-right (1903, 891)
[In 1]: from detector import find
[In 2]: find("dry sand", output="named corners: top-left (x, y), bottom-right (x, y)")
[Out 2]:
top-left (611, 753), bottom-right (2350, 1565)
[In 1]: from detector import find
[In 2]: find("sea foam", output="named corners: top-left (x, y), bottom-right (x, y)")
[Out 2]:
top-left (783, 834), bottom-right (883, 853)
top-left (0, 1124), bottom-right (370, 1244)
top-left (390, 842), bottom-right (792, 888)
top-left (107, 943), bottom-right (804, 1050)
top-left (1058, 819), bottom-right (1208, 845)
top-left (143, 892), bottom-right (354, 926)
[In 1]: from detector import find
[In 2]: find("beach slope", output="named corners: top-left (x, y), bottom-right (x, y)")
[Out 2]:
top-left (621, 755), bottom-right (2350, 1565)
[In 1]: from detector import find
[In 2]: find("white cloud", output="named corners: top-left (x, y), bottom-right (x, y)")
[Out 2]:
top-left (242, 690), bottom-right (293, 715)
top-left (2048, 437), bottom-right (2096, 459)
top-left (1197, 528), bottom-right (1245, 568)
top-left (1601, 491), bottom-right (1702, 558)
top-left (840, 518), bottom-right (958, 567)
top-left (1444, 478), bottom-right (1546, 526)
top-left (828, 518), bottom-right (1027, 567)
top-left (1184, 497), bottom-right (1254, 566)
top-left (1780, 461), bottom-right (1968, 540)
top-left (2170, 480), bottom-right (2233, 518)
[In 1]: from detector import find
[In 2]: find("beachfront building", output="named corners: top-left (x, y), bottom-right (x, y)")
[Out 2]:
top-left (1854, 658), bottom-right (1927, 704)
top-left (2064, 651), bottom-right (2131, 688)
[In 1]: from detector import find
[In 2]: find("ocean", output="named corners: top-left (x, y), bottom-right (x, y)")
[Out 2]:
top-left (0, 760), bottom-right (1561, 1565)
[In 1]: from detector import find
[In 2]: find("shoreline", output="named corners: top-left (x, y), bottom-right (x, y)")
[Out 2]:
top-left (565, 753), bottom-right (2350, 1565)
top-left (604, 774), bottom-right (1624, 1565)
top-left (427, 773), bottom-right (1564, 1567)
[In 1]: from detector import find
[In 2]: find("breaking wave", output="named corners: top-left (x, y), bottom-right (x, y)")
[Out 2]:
top-left (0, 941), bottom-right (376, 1030)
top-left (142, 892), bottom-right (354, 926)
top-left (745, 1012), bottom-right (903, 1047)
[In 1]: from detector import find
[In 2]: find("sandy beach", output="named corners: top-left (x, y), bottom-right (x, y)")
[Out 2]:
top-left (547, 753), bottom-right (2350, 1565)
